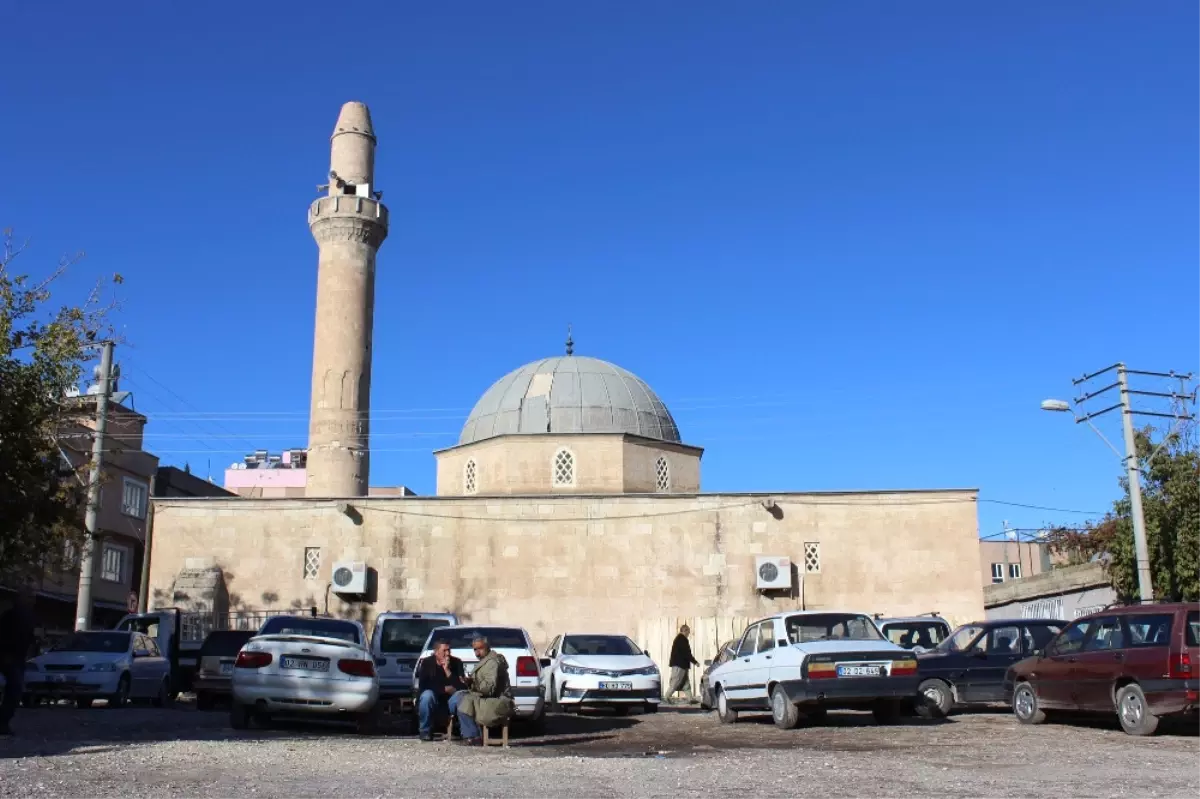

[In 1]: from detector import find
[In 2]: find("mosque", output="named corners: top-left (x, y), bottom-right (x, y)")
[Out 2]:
top-left (146, 103), bottom-right (985, 654)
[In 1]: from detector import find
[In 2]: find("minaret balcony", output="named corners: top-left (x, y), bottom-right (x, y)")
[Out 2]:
top-left (308, 195), bottom-right (389, 229)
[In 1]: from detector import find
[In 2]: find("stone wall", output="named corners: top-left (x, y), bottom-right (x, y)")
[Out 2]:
top-left (148, 489), bottom-right (984, 649)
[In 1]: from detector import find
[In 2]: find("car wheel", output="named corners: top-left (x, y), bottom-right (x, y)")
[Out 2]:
top-left (872, 699), bottom-right (902, 725)
top-left (1116, 684), bottom-right (1160, 736)
top-left (229, 701), bottom-right (253, 730)
top-left (107, 674), bottom-right (131, 709)
top-left (1012, 682), bottom-right (1046, 725)
top-left (75, 698), bottom-right (93, 709)
top-left (355, 704), bottom-right (382, 735)
top-left (770, 685), bottom-right (800, 730)
top-left (196, 692), bottom-right (215, 712)
top-left (916, 678), bottom-right (954, 719)
top-left (715, 688), bottom-right (738, 724)
top-left (549, 676), bottom-right (560, 712)
top-left (151, 678), bottom-right (172, 708)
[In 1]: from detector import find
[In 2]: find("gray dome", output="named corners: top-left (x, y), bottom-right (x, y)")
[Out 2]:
top-left (459, 356), bottom-right (681, 445)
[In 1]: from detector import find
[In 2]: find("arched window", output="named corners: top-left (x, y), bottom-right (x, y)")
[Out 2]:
top-left (655, 455), bottom-right (670, 492)
top-left (463, 459), bottom-right (478, 495)
top-left (552, 448), bottom-right (575, 487)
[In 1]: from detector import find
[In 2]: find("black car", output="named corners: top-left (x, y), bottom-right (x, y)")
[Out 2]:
top-left (193, 629), bottom-right (257, 711)
top-left (915, 618), bottom-right (1064, 718)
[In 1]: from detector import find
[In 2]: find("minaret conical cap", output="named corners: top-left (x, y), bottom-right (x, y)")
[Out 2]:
top-left (333, 101), bottom-right (375, 141)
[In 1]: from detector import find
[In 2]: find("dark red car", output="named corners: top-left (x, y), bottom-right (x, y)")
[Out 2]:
top-left (1004, 602), bottom-right (1199, 735)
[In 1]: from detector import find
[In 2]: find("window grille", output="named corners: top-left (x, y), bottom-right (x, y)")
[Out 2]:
top-left (654, 456), bottom-right (670, 492)
top-left (464, 459), bottom-right (478, 494)
top-left (803, 542), bottom-right (821, 573)
top-left (553, 449), bottom-right (575, 487)
top-left (303, 547), bottom-right (321, 580)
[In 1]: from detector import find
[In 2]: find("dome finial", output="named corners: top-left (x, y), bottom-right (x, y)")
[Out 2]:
top-left (565, 324), bottom-right (574, 356)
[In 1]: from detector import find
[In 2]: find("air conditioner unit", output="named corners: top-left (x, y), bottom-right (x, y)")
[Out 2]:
top-left (755, 556), bottom-right (792, 590)
top-left (331, 561), bottom-right (368, 595)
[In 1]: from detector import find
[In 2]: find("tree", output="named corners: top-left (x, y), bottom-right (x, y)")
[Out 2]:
top-left (0, 229), bottom-right (119, 583)
top-left (1046, 423), bottom-right (1199, 602)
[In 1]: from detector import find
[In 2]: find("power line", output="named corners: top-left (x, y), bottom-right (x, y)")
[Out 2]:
top-left (979, 499), bottom-right (1104, 515)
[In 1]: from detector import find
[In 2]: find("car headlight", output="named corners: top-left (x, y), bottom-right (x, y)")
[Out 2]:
top-left (88, 662), bottom-right (118, 672)
top-left (629, 666), bottom-right (659, 677)
top-left (561, 664), bottom-right (600, 676)
top-left (24, 661), bottom-right (39, 672)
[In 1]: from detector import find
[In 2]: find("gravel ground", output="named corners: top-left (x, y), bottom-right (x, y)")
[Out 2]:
top-left (1, 700), bottom-right (1196, 798)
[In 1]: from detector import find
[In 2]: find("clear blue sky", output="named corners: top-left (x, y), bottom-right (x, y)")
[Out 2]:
top-left (4, 2), bottom-right (1197, 538)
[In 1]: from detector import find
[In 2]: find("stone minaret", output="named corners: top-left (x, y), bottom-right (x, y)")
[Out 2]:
top-left (306, 101), bottom-right (388, 497)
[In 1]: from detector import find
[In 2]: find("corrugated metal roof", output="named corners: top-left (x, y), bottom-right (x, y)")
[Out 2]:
top-left (459, 356), bottom-right (681, 445)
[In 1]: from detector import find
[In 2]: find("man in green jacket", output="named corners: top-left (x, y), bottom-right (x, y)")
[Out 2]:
top-left (455, 635), bottom-right (514, 745)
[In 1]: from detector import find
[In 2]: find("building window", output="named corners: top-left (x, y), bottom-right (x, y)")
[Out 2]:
top-left (654, 455), bottom-right (670, 492)
top-left (463, 459), bottom-right (478, 495)
top-left (991, 563), bottom-right (1004, 584)
top-left (303, 547), bottom-right (321, 580)
top-left (121, 477), bottom-right (148, 519)
top-left (552, 448), bottom-right (575, 487)
top-left (100, 542), bottom-right (129, 584)
top-left (1008, 563), bottom-right (1022, 580)
top-left (803, 542), bottom-right (821, 573)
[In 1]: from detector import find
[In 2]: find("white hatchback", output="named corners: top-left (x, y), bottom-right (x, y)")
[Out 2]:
top-left (542, 633), bottom-right (661, 715)
top-left (414, 625), bottom-right (546, 727)
top-left (24, 630), bottom-right (172, 708)
top-left (230, 615), bottom-right (380, 733)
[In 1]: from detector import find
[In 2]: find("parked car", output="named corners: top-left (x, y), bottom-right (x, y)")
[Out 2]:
top-left (540, 633), bottom-right (661, 715)
top-left (194, 629), bottom-right (257, 710)
top-left (229, 615), bottom-right (379, 733)
top-left (415, 625), bottom-right (546, 729)
top-left (24, 630), bottom-right (172, 708)
top-left (370, 611), bottom-right (459, 707)
top-left (875, 614), bottom-right (952, 653)
top-left (915, 618), bottom-right (1064, 718)
top-left (699, 640), bottom-right (737, 710)
top-left (1006, 602), bottom-right (1199, 736)
top-left (708, 610), bottom-right (920, 728)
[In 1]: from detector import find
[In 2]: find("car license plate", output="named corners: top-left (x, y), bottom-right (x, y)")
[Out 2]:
top-left (49, 674), bottom-right (71, 683)
top-left (599, 681), bottom-right (633, 691)
top-left (836, 665), bottom-right (884, 678)
top-left (281, 657), bottom-right (328, 672)
top-left (220, 662), bottom-right (234, 675)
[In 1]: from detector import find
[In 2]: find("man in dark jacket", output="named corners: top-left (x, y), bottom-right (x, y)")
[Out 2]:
top-left (0, 592), bottom-right (36, 735)
top-left (667, 624), bottom-right (699, 703)
top-left (415, 640), bottom-right (468, 741)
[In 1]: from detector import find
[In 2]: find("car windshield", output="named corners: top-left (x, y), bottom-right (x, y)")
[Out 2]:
top-left (426, 627), bottom-right (527, 650)
top-left (258, 617), bottom-right (360, 644)
top-left (378, 618), bottom-right (449, 654)
top-left (562, 635), bottom-right (640, 656)
top-left (200, 631), bottom-right (256, 656)
top-left (937, 625), bottom-right (986, 653)
top-left (784, 613), bottom-right (883, 643)
top-left (883, 621), bottom-right (948, 649)
top-left (52, 632), bottom-right (130, 653)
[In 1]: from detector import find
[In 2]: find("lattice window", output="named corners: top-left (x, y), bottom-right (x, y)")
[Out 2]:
top-left (464, 459), bottom-right (478, 494)
top-left (803, 542), bottom-right (821, 573)
top-left (552, 448), bottom-right (575, 487)
top-left (303, 547), bottom-right (321, 580)
top-left (654, 456), bottom-right (670, 492)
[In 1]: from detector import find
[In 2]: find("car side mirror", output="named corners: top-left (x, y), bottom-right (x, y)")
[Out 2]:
top-left (539, 658), bottom-right (551, 669)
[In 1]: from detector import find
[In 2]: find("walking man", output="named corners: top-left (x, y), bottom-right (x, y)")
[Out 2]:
top-left (0, 591), bottom-right (36, 735)
top-left (667, 624), bottom-right (699, 704)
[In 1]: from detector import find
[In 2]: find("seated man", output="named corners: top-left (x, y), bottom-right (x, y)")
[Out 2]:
top-left (416, 640), bottom-right (468, 742)
top-left (454, 635), bottom-right (514, 745)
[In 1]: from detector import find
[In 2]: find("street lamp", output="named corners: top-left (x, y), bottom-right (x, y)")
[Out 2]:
top-left (1041, 363), bottom-right (1156, 603)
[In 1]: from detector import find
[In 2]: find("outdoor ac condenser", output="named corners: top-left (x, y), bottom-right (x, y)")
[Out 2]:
top-left (330, 561), bottom-right (369, 595)
top-left (755, 556), bottom-right (792, 591)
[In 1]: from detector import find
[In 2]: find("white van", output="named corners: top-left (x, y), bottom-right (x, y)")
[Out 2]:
top-left (370, 612), bottom-right (459, 707)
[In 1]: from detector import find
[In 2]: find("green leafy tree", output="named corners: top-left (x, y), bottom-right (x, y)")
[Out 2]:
top-left (0, 229), bottom-right (120, 583)
top-left (1046, 423), bottom-right (1199, 602)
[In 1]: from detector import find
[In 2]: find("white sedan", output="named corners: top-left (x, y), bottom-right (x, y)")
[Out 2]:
top-left (541, 633), bottom-right (661, 715)
top-left (24, 630), bottom-right (172, 708)
top-left (230, 615), bottom-right (380, 733)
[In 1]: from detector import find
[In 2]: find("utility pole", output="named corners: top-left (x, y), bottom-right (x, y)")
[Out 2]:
top-left (1115, 365), bottom-right (1153, 605)
top-left (74, 340), bottom-right (114, 631)
top-left (137, 473), bottom-right (156, 614)
top-left (1046, 362), bottom-right (1197, 604)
